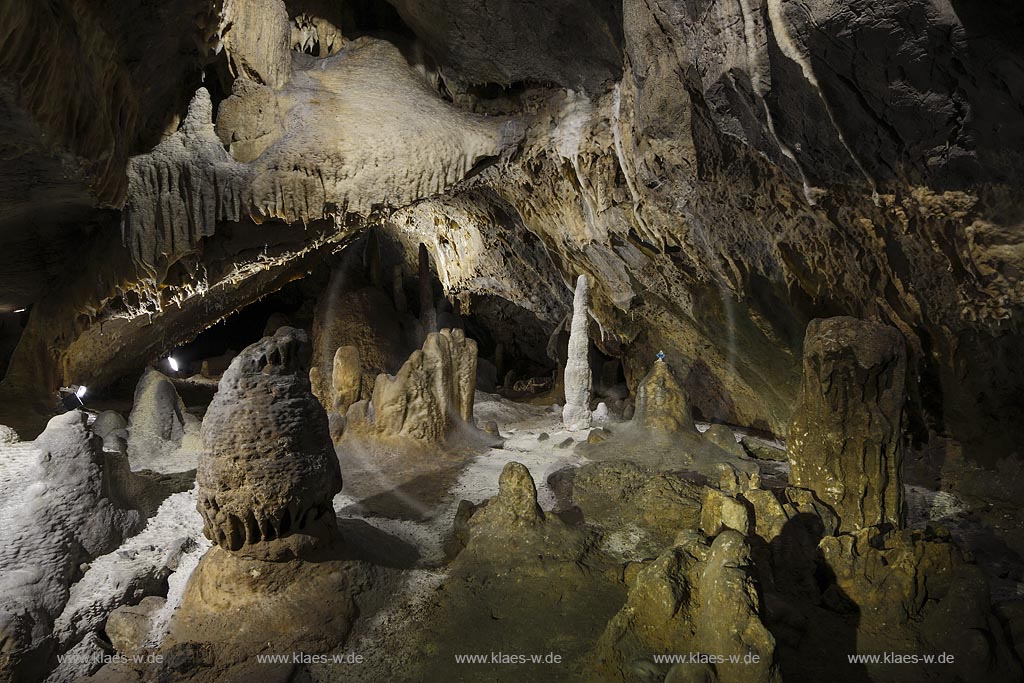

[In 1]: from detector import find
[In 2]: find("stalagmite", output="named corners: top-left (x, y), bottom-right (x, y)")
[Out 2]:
top-left (562, 274), bottom-right (592, 431)
top-left (332, 345), bottom-right (362, 414)
top-left (363, 328), bottom-right (478, 442)
top-left (419, 243), bottom-right (438, 336)
top-left (788, 317), bottom-right (906, 533)
top-left (197, 327), bottom-right (342, 560)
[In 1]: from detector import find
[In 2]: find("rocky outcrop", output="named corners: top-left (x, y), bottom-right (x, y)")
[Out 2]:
top-left (788, 317), bottom-right (907, 533)
top-left (567, 461), bottom-right (702, 558)
top-left (632, 360), bottom-right (695, 434)
top-left (819, 527), bottom-right (960, 628)
top-left (563, 275), bottom-right (593, 431)
top-left (197, 327), bottom-right (342, 560)
top-left (359, 328), bottom-right (477, 442)
top-left (123, 38), bottom-right (512, 273)
top-left (589, 530), bottom-right (779, 683)
top-left (0, 413), bottom-right (141, 683)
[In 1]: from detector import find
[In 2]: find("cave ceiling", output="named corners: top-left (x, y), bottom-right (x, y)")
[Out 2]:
top-left (0, 0), bottom-right (1022, 463)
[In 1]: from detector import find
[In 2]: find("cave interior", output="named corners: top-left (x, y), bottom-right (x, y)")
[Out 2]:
top-left (1, 1), bottom-right (1024, 682)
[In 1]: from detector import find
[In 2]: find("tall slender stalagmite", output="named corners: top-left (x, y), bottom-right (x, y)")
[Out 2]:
top-left (562, 274), bottom-right (592, 430)
top-left (419, 243), bottom-right (438, 335)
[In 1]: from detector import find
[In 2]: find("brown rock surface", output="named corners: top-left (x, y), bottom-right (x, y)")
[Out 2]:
top-left (197, 327), bottom-right (342, 560)
top-left (788, 317), bottom-right (907, 533)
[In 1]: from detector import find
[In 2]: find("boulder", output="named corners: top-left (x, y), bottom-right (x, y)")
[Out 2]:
top-left (105, 596), bottom-right (166, 655)
top-left (703, 423), bottom-right (745, 458)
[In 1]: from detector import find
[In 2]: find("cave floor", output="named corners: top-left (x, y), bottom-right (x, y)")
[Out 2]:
top-left (3, 393), bottom-right (1022, 683)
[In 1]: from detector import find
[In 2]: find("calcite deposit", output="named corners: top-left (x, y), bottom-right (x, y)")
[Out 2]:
top-left (1, 1), bottom-right (1023, 682)
top-left (788, 317), bottom-right (907, 532)
top-left (197, 327), bottom-right (342, 559)
top-left (355, 327), bottom-right (478, 443)
top-left (563, 274), bottom-right (593, 431)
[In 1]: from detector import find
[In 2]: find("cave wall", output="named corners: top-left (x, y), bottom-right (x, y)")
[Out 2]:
top-left (0, 0), bottom-right (1021, 462)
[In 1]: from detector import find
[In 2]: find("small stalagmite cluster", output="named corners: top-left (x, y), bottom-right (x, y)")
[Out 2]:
top-left (347, 327), bottom-right (478, 443)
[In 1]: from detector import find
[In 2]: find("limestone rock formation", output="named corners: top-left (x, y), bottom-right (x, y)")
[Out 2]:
top-left (476, 462), bottom-right (545, 527)
top-left (567, 461), bottom-right (702, 557)
top-left (0, 413), bottom-right (141, 683)
top-left (362, 328), bottom-right (478, 442)
top-left (104, 596), bottom-right (166, 656)
top-left (590, 530), bottom-right (779, 683)
top-left (819, 526), bottom-right (961, 627)
top-left (563, 274), bottom-right (593, 431)
top-left (788, 317), bottom-right (907, 533)
top-left (197, 327), bottom-right (342, 560)
top-left (331, 345), bottom-right (363, 415)
top-left (126, 367), bottom-right (202, 471)
top-left (632, 360), bottom-right (695, 434)
top-left (311, 284), bottom-right (409, 414)
top-left (703, 423), bottom-right (745, 458)
top-left (92, 410), bottom-right (129, 452)
top-left (217, 0), bottom-right (292, 90)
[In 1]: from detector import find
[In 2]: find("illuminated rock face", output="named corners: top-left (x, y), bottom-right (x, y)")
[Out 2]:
top-left (197, 327), bottom-right (342, 559)
top-left (367, 328), bottom-right (477, 442)
top-left (562, 275), bottom-right (592, 431)
top-left (632, 360), bottom-right (695, 434)
top-left (788, 317), bottom-right (906, 533)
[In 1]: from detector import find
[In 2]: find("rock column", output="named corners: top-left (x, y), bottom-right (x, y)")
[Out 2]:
top-left (788, 317), bottom-right (906, 533)
top-left (562, 275), bottom-right (592, 431)
top-left (197, 327), bottom-right (342, 560)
